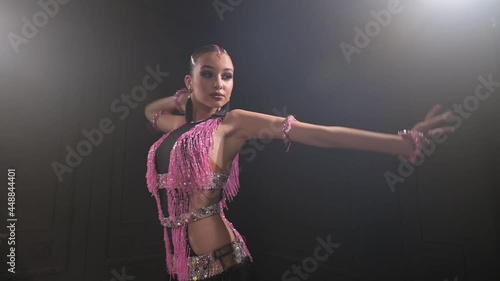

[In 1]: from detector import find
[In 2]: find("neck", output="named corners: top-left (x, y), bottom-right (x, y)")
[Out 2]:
top-left (191, 102), bottom-right (218, 123)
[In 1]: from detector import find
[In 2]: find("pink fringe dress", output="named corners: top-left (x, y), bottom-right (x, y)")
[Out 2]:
top-left (145, 116), bottom-right (253, 281)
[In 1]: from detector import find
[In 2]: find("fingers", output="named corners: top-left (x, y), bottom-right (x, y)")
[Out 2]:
top-left (424, 104), bottom-right (443, 121)
top-left (418, 111), bottom-right (455, 132)
top-left (427, 126), bottom-right (455, 137)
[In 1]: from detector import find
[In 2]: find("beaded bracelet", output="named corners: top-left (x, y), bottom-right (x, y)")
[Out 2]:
top-left (151, 109), bottom-right (169, 130)
top-left (174, 88), bottom-right (189, 114)
top-left (282, 115), bottom-right (297, 153)
top-left (397, 129), bottom-right (429, 164)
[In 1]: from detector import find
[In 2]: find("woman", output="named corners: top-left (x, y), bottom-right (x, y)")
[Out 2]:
top-left (144, 44), bottom-right (455, 281)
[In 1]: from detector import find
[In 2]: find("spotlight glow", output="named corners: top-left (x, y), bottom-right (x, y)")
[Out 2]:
top-left (420, 0), bottom-right (479, 9)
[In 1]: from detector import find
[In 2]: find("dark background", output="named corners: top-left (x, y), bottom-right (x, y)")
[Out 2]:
top-left (0, 0), bottom-right (499, 280)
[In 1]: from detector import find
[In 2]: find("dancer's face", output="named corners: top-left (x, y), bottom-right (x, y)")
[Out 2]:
top-left (185, 52), bottom-right (234, 110)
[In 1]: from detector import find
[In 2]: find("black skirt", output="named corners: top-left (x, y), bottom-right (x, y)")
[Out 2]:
top-left (201, 257), bottom-right (258, 281)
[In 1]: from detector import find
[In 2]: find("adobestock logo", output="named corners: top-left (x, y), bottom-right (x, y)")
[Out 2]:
top-left (105, 267), bottom-right (135, 281)
top-left (239, 106), bottom-right (289, 162)
top-left (51, 64), bottom-right (170, 183)
top-left (340, 0), bottom-right (404, 64)
top-left (7, 0), bottom-right (72, 54)
top-left (213, 0), bottom-right (244, 22)
top-left (384, 73), bottom-right (500, 192)
top-left (281, 235), bottom-right (341, 281)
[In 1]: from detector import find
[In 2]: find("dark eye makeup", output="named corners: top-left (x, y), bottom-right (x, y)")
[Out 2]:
top-left (200, 71), bottom-right (232, 80)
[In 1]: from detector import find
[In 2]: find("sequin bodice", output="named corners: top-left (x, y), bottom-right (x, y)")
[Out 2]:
top-left (145, 116), bottom-right (252, 281)
top-left (156, 172), bottom-right (229, 191)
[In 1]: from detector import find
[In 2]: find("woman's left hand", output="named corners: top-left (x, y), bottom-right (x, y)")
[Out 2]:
top-left (411, 104), bottom-right (456, 138)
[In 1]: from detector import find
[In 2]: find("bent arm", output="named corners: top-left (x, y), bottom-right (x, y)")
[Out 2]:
top-left (144, 92), bottom-right (188, 133)
top-left (225, 109), bottom-right (414, 157)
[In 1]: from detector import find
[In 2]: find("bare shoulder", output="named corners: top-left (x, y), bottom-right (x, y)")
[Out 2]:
top-left (157, 114), bottom-right (186, 133)
top-left (218, 109), bottom-right (245, 138)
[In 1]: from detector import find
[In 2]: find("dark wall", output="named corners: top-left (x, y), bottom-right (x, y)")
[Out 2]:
top-left (0, 0), bottom-right (499, 281)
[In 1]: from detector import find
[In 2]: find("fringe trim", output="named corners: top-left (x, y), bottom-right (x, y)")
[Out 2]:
top-left (146, 124), bottom-right (182, 279)
top-left (145, 117), bottom-right (242, 281)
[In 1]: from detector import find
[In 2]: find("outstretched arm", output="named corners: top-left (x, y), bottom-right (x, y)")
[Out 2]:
top-left (224, 104), bottom-right (455, 158)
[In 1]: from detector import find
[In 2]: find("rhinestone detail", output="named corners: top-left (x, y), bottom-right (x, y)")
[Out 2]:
top-left (188, 237), bottom-right (249, 280)
top-left (162, 203), bottom-right (221, 228)
top-left (157, 172), bottom-right (229, 190)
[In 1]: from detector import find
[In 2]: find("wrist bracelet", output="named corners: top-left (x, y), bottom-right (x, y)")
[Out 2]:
top-left (151, 109), bottom-right (169, 130)
top-left (283, 115), bottom-right (297, 153)
top-left (397, 129), bottom-right (429, 164)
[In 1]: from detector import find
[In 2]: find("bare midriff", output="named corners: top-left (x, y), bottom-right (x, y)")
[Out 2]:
top-left (187, 158), bottom-right (236, 258)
